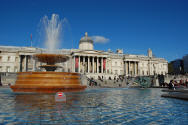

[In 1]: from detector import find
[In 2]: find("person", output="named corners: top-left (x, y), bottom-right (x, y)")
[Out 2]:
top-left (186, 79), bottom-right (188, 87)
top-left (174, 80), bottom-right (177, 87)
top-left (109, 76), bottom-right (111, 80)
top-left (117, 78), bottom-right (119, 82)
top-left (98, 76), bottom-right (100, 80)
top-left (114, 76), bottom-right (116, 83)
top-left (172, 81), bottom-right (176, 90)
top-left (114, 76), bottom-right (116, 81)
top-left (168, 80), bottom-right (173, 89)
top-left (180, 79), bottom-right (183, 86)
top-left (94, 81), bottom-right (97, 86)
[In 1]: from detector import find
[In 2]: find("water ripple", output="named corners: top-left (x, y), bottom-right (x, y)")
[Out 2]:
top-left (0, 88), bottom-right (188, 125)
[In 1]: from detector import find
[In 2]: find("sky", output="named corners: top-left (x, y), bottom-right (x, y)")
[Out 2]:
top-left (0, 0), bottom-right (188, 62)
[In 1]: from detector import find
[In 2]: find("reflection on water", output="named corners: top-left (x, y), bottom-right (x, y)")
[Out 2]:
top-left (0, 88), bottom-right (188, 124)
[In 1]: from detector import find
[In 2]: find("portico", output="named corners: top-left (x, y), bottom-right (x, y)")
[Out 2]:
top-left (124, 60), bottom-right (139, 76)
top-left (72, 52), bottom-right (107, 74)
top-left (19, 54), bottom-right (34, 72)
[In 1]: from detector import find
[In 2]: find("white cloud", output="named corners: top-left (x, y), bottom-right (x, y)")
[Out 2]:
top-left (91, 36), bottom-right (109, 44)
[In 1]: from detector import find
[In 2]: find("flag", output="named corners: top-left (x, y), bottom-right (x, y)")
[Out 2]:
top-left (103, 58), bottom-right (106, 71)
top-left (75, 57), bottom-right (79, 72)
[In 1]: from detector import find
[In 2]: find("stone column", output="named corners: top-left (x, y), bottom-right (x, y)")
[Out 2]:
top-left (101, 57), bottom-right (103, 73)
top-left (148, 60), bottom-right (150, 75)
top-left (124, 61), bottom-right (126, 76)
top-left (73, 56), bottom-right (75, 72)
top-left (83, 56), bottom-right (85, 73)
top-left (110, 60), bottom-right (112, 74)
top-left (25, 55), bottom-right (27, 72)
top-left (88, 56), bottom-right (90, 73)
top-left (97, 57), bottom-right (99, 73)
top-left (134, 62), bottom-right (136, 76)
top-left (137, 62), bottom-right (140, 76)
top-left (137, 62), bottom-right (139, 75)
top-left (92, 57), bottom-right (94, 73)
top-left (32, 56), bottom-right (36, 71)
top-left (128, 61), bottom-right (130, 76)
top-left (125, 61), bottom-right (129, 76)
top-left (78, 56), bottom-right (80, 73)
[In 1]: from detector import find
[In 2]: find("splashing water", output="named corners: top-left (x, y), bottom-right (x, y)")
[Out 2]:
top-left (41, 14), bottom-right (64, 52)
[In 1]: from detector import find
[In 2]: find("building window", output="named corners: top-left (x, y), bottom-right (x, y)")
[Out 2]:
top-left (0, 56), bottom-right (2, 62)
top-left (115, 62), bottom-right (117, 66)
top-left (142, 71), bottom-right (144, 75)
top-left (7, 56), bottom-right (10, 61)
top-left (0, 66), bottom-right (2, 72)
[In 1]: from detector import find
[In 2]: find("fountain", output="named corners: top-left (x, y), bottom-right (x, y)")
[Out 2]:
top-left (33, 54), bottom-right (68, 71)
top-left (134, 76), bottom-right (152, 88)
top-left (10, 14), bottom-right (87, 93)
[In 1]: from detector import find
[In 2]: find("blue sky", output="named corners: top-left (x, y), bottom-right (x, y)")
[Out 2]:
top-left (0, 0), bottom-right (188, 62)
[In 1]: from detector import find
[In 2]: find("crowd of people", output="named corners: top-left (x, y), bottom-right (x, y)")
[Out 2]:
top-left (168, 80), bottom-right (176, 90)
top-left (88, 75), bottom-right (125, 87)
top-left (88, 77), bottom-right (98, 86)
top-left (112, 76), bottom-right (124, 83)
top-left (169, 79), bottom-right (188, 88)
top-left (164, 79), bottom-right (188, 90)
top-left (87, 74), bottom-right (188, 89)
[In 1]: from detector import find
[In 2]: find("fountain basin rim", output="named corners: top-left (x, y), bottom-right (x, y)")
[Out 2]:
top-left (16, 72), bottom-right (81, 75)
top-left (33, 54), bottom-right (69, 64)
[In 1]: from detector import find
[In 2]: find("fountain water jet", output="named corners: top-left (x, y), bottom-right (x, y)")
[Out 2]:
top-left (42, 14), bottom-right (63, 52)
top-left (11, 14), bottom-right (86, 93)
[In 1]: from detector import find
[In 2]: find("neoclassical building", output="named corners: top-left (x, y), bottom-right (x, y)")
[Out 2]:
top-left (0, 32), bottom-right (168, 79)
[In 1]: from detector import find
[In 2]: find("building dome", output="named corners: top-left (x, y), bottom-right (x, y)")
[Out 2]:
top-left (79, 32), bottom-right (94, 50)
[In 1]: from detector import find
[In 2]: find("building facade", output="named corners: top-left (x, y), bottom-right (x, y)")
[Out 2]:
top-left (0, 32), bottom-right (168, 79)
top-left (183, 55), bottom-right (188, 73)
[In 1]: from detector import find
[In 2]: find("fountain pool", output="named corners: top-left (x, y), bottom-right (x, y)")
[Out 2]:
top-left (0, 88), bottom-right (187, 124)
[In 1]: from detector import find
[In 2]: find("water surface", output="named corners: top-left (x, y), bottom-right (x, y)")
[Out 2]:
top-left (0, 88), bottom-right (187, 125)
